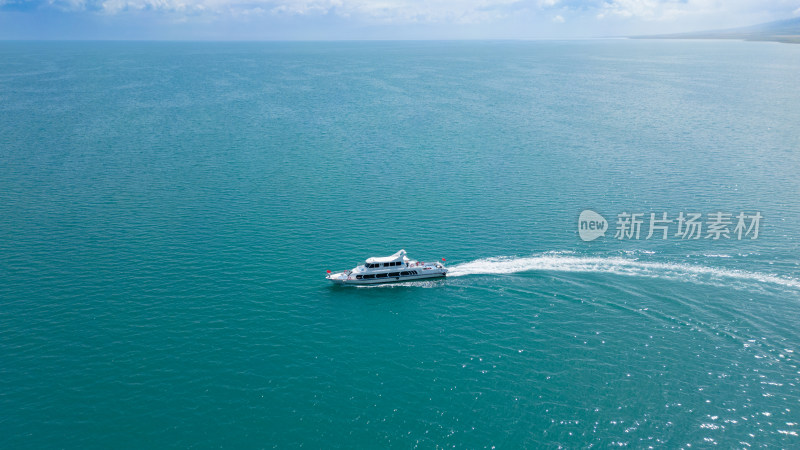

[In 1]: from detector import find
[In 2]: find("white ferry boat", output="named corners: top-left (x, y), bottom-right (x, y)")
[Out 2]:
top-left (326, 250), bottom-right (447, 285)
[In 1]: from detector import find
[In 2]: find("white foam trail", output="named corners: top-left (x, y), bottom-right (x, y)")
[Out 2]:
top-left (447, 255), bottom-right (800, 290)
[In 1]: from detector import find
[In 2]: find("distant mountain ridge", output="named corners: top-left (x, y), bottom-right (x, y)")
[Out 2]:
top-left (632, 17), bottom-right (800, 44)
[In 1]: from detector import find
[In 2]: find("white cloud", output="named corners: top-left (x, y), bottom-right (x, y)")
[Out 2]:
top-left (598, 0), bottom-right (798, 23)
top-left (23, 0), bottom-right (800, 33)
top-left (49, 0), bottom-right (90, 11)
top-left (89, 0), bottom-right (529, 22)
top-left (331, 0), bottom-right (524, 23)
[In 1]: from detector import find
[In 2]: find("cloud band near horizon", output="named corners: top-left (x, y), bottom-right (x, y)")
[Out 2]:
top-left (1, 0), bottom-right (798, 39)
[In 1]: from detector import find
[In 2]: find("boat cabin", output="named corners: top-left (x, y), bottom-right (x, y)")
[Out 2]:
top-left (364, 249), bottom-right (410, 268)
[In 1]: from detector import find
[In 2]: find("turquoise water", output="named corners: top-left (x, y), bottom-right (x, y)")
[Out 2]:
top-left (1, 40), bottom-right (800, 447)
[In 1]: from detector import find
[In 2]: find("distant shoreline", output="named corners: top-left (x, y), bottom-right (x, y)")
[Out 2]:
top-left (630, 17), bottom-right (800, 45)
top-left (630, 35), bottom-right (800, 44)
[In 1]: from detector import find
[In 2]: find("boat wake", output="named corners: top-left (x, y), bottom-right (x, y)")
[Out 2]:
top-left (447, 254), bottom-right (800, 290)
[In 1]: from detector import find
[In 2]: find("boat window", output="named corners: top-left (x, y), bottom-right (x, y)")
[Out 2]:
top-left (356, 275), bottom-right (363, 279)
top-left (364, 274), bottom-right (375, 279)
top-left (377, 273), bottom-right (388, 278)
top-left (389, 272), bottom-right (399, 277)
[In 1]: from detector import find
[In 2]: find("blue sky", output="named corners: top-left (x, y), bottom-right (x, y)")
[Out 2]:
top-left (1, 0), bottom-right (798, 39)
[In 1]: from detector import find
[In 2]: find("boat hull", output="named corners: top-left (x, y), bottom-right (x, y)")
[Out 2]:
top-left (327, 271), bottom-right (446, 286)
